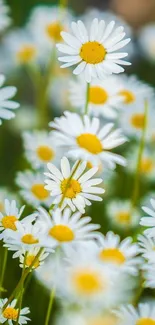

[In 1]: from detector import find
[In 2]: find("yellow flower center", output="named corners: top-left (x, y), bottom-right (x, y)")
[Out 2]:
top-left (1, 215), bottom-right (17, 231)
top-left (72, 269), bottom-right (104, 295)
top-left (21, 234), bottom-right (39, 244)
top-left (36, 145), bottom-right (55, 162)
top-left (119, 90), bottom-right (135, 104)
top-left (136, 318), bottom-right (155, 325)
top-left (130, 113), bottom-right (145, 129)
top-left (99, 248), bottom-right (126, 265)
top-left (25, 254), bottom-right (40, 268)
top-left (60, 178), bottom-right (81, 198)
top-left (31, 184), bottom-right (49, 200)
top-left (49, 224), bottom-right (74, 242)
top-left (116, 211), bottom-right (131, 224)
top-left (3, 307), bottom-right (18, 320)
top-left (16, 45), bottom-right (37, 63)
top-left (77, 133), bottom-right (103, 154)
top-left (88, 315), bottom-right (118, 325)
top-left (89, 86), bottom-right (108, 105)
top-left (140, 158), bottom-right (154, 173)
top-left (46, 22), bottom-right (63, 41)
top-left (80, 41), bottom-right (106, 64)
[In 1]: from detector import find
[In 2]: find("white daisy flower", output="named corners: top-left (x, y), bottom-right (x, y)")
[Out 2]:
top-left (140, 198), bottom-right (155, 238)
top-left (69, 75), bottom-right (123, 118)
top-left (27, 5), bottom-right (73, 50)
top-left (44, 156), bottom-right (104, 213)
top-left (116, 303), bottom-right (155, 325)
top-left (50, 111), bottom-right (127, 169)
top-left (106, 200), bottom-right (140, 230)
top-left (0, 0), bottom-right (11, 32)
top-left (0, 299), bottom-right (30, 325)
top-left (3, 218), bottom-right (50, 257)
top-left (22, 131), bottom-right (63, 169)
top-left (138, 234), bottom-right (155, 262)
top-left (0, 74), bottom-right (19, 125)
top-left (57, 18), bottom-right (131, 82)
top-left (56, 246), bottom-right (118, 308)
top-left (143, 263), bottom-right (155, 288)
top-left (38, 207), bottom-right (101, 249)
top-left (116, 75), bottom-right (153, 108)
top-left (95, 231), bottom-right (141, 275)
top-left (138, 23), bottom-right (155, 63)
top-left (0, 199), bottom-right (25, 236)
top-left (126, 145), bottom-right (155, 180)
top-left (49, 74), bottom-right (72, 113)
top-left (19, 247), bottom-right (49, 270)
top-left (16, 170), bottom-right (52, 208)
top-left (0, 187), bottom-right (20, 214)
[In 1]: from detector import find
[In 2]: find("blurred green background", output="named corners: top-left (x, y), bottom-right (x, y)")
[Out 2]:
top-left (0, 0), bottom-right (155, 324)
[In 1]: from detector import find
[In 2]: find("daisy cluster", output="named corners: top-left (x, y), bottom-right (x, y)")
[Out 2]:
top-left (0, 2), bottom-right (155, 325)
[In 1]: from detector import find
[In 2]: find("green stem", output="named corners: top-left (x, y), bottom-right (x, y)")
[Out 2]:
top-left (84, 83), bottom-right (90, 115)
top-left (15, 252), bottom-right (27, 325)
top-left (131, 99), bottom-right (148, 208)
top-left (2, 248), bottom-right (44, 311)
top-left (44, 288), bottom-right (55, 325)
top-left (59, 160), bottom-right (82, 208)
top-left (0, 248), bottom-right (8, 298)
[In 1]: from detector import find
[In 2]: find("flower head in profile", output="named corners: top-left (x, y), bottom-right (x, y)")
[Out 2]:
top-left (38, 207), bottom-right (100, 249)
top-left (140, 198), bottom-right (155, 238)
top-left (50, 112), bottom-right (127, 169)
top-left (19, 247), bottom-right (49, 270)
top-left (0, 74), bottom-right (19, 125)
top-left (0, 298), bottom-right (30, 324)
top-left (57, 18), bottom-right (131, 82)
top-left (44, 156), bottom-right (104, 213)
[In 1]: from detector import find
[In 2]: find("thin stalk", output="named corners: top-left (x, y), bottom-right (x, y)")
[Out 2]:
top-left (2, 248), bottom-right (44, 311)
top-left (84, 83), bottom-right (90, 115)
top-left (131, 99), bottom-right (148, 208)
top-left (59, 160), bottom-right (82, 208)
top-left (15, 252), bottom-right (27, 325)
top-left (0, 248), bottom-right (8, 298)
top-left (44, 288), bottom-right (55, 325)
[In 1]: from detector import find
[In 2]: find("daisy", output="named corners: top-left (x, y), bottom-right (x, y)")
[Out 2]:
top-left (0, 187), bottom-right (20, 214)
top-left (19, 247), bottom-right (49, 270)
top-left (0, 299), bottom-right (30, 325)
top-left (96, 231), bottom-right (141, 275)
top-left (56, 246), bottom-right (118, 308)
top-left (126, 145), bottom-right (155, 180)
top-left (22, 130), bottom-right (63, 169)
top-left (0, 74), bottom-right (19, 125)
top-left (0, 199), bottom-right (25, 236)
top-left (57, 18), bottom-right (131, 82)
top-left (69, 75), bottom-right (123, 118)
top-left (38, 207), bottom-right (101, 249)
top-left (27, 5), bottom-right (73, 50)
top-left (11, 105), bottom-right (37, 133)
top-left (3, 218), bottom-right (49, 257)
top-left (44, 156), bottom-right (104, 213)
top-left (106, 200), bottom-right (140, 230)
top-left (116, 303), bottom-right (155, 325)
top-left (143, 263), bottom-right (155, 288)
top-left (16, 170), bottom-right (52, 208)
top-left (116, 75), bottom-right (153, 108)
top-left (50, 111), bottom-right (127, 169)
top-left (0, 0), bottom-right (11, 32)
top-left (140, 198), bottom-right (155, 238)
top-left (49, 74), bottom-right (72, 113)
top-left (138, 23), bottom-right (155, 63)
top-left (138, 234), bottom-right (155, 262)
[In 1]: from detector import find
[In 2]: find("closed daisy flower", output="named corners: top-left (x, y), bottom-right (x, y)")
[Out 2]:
top-left (16, 170), bottom-right (52, 208)
top-left (95, 231), bottom-right (141, 275)
top-left (69, 75), bottom-right (123, 118)
top-left (107, 200), bottom-right (140, 230)
top-left (44, 156), bottom-right (104, 213)
top-left (0, 74), bottom-right (19, 125)
top-left (50, 112), bottom-right (127, 169)
top-left (0, 299), bottom-right (30, 325)
top-left (140, 198), bottom-right (155, 238)
top-left (38, 207), bottom-right (100, 249)
top-left (22, 131), bottom-right (63, 169)
top-left (0, 199), bottom-right (25, 238)
top-left (116, 303), bottom-right (155, 325)
top-left (57, 18), bottom-right (131, 82)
